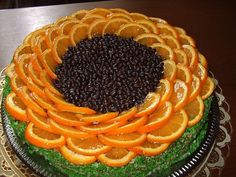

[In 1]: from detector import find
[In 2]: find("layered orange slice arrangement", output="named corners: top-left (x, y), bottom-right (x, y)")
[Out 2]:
top-left (5, 8), bottom-right (215, 167)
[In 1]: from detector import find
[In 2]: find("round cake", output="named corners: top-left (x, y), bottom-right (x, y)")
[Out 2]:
top-left (2, 8), bottom-right (216, 177)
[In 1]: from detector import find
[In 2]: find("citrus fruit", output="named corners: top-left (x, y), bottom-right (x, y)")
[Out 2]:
top-left (188, 74), bottom-right (201, 103)
top-left (182, 45), bottom-right (198, 71)
top-left (27, 62), bottom-right (45, 87)
top-left (80, 112), bottom-right (119, 123)
top-left (13, 44), bottom-right (33, 63)
top-left (198, 53), bottom-right (208, 69)
top-left (6, 92), bottom-right (28, 121)
top-left (89, 8), bottom-right (111, 17)
top-left (193, 63), bottom-right (207, 85)
top-left (160, 34), bottom-right (181, 49)
top-left (31, 92), bottom-right (56, 111)
top-left (97, 147), bottom-right (136, 167)
top-left (110, 8), bottom-right (129, 14)
top-left (176, 64), bottom-right (192, 85)
top-left (25, 122), bottom-right (65, 149)
top-left (88, 19), bottom-right (107, 38)
top-left (134, 33), bottom-right (164, 46)
top-left (67, 137), bottom-right (112, 156)
top-left (15, 54), bottom-right (32, 84)
top-left (55, 16), bottom-right (77, 26)
top-left (69, 23), bottom-right (89, 46)
top-left (81, 14), bottom-right (104, 24)
top-left (10, 74), bottom-right (25, 93)
top-left (200, 77), bottom-right (215, 100)
top-left (71, 10), bottom-right (88, 20)
top-left (116, 23), bottom-right (150, 38)
top-left (163, 60), bottom-right (177, 82)
top-left (30, 53), bottom-right (43, 73)
top-left (45, 26), bottom-right (59, 47)
top-left (156, 23), bottom-right (178, 38)
top-left (151, 43), bottom-right (174, 60)
top-left (174, 27), bottom-right (186, 35)
top-left (155, 79), bottom-right (173, 106)
top-left (173, 49), bottom-right (188, 66)
top-left (108, 13), bottom-right (133, 21)
top-left (59, 20), bottom-right (80, 35)
top-left (135, 92), bottom-right (160, 117)
top-left (5, 63), bottom-right (15, 78)
top-left (33, 36), bottom-right (48, 64)
top-left (41, 49), bottom-right (57, 79)
top-left (130, 12), bottom-right (148, 21)
top-left (147, 109), bottom-right (188, 143)
top-left (179, 34), bottom-right (196, 47)
top-left (102, 18), bottom-right (129, 35)
top-left (55, 104), bottom-right (96, 115)
top-left (136, 19), bottom-right (158, 33)
top-left (149, 17), bottom-right (167, 24)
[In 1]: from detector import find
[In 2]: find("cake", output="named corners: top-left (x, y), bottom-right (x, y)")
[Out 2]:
top-left (2, 8), bottom-right (215, 177)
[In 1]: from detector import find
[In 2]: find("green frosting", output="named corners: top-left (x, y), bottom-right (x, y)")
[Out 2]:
top-left (2, 76), bottom-right (212, 177)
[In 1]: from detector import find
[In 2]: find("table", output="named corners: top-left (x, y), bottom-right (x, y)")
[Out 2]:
top-left (0, 0), bottom-right (235, 176)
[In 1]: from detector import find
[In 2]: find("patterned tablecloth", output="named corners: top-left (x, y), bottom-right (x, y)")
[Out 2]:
top-left (0, 68), bottom-right (232, 177)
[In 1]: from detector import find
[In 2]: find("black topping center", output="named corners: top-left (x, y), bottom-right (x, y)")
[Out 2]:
top-left (54, 34), bottom-right (164, 113)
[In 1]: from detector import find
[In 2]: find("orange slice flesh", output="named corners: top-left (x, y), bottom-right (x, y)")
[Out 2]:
top-left (110, 8), bottom-right (129, 14)
top-left (188, 74), bottom-right (201, 103)
top-left (25, 122), bottom-right (65, 149)
top-left (10, 74), bottom-right (25, 93)
top-left (149, 17), bottom-right (168, 24)
top-left (200, 77), bottom-right (215, 100)
top-left (67, 137), bottom-right (112, 156)
top-left (129, 141), bottom-right (169, 156)
top-left (49, 119), bottom-right (92, 138)
top-left (156, 23), bottom-right (178, 38)
top-left (173, 49), bottom-right (188, 66)
top-left (198, 53), bottom-right (208, 69)
top-left (48, 110), bottom-right (88, 127)
top-left (138, 101), bottom-right (173, 133)
top-left (13, 44), bottom-right (33, 63)
top-left (130, 12), bottom-right (148, 21)
top-left (163, 60), bottom-right (177, 82)
top-left (155, 79), bottom-right (173, 106)
top-left (160, 34), bottom-right (181, 49)
top-left (179, 34), bottom-right (196, 47)
top-left (44, 87), bottom-right (66, 104)
top-left (193, 63), bottom-right (208, 85)
top-left (116, 23), bottom-right (150, 38)
top-left (80, 112), bottom-right (119, 123)
top-left (134, 33), bottom-right (164, 46)
top-left (31, 92), bottom-right (56, 111)
top-left (41, 49), bottom-right (57, 79)
top-left (52, 35), bottom-right (72, 64)
top-left (55, 104), bottom-right (96, 115)
top-left (30, 54), bottom-right (43, 73)
top-left (59, 20), bottom-right (80, 35)
top-left (27, 108), bottom-right (53, 133)
top-left (69, 23), bottom-right (89, 46)
top-left (60, 146), bottom-right (96, 165)
top-left (174, 27), bottom-right (186, 35)
top-left (151, 43), bottom-right (174, 61)
top-left (23, 31), bottom-right (34, 45)
top-left (176, 64), bottom-right (192, 85)
top-left (102, 18), bottom-right (129, 35)
top-left (98, 147), bottom-right (136, 167)
top-left (136, 19), bottom-right (158, 33)
top-left (40, 70), bottom-right (61, 96)
top-left (98, 132), bottom-right (146, 148)
top-left (17, 86), bottom-right (46, 116)
top-left (89, 8), bottom-right (111, 17)
top-left (71, 10), bottom-right (88, 20)
top-left (6, 92), bottom-right (28, 121)
top-left (108, 116), bottom-right (147, 135)
top-left (108, 13), bottom-right (133, 22)
top-left (55, 16), bottom-right (77, 26)
top-left (88, 19), bottom-right (107, 38)
top-left (45, 26), bottom-right (59, 47)
top-left (81, 14), bottom-right (104, 25)
top-left (80, 121), bottom-right (120, 134)
top-left (29, 28), bottom-right (45, 49)
top-left (33, 36), bottom-right (48, 64)
top-left (27, 62), bottom-right (45, 87)
top-left (184, 96), bottom-right (204, 127)
top-left (147, 109), bottom-right (188, 143)
top-left (135, 92), bottom-right (160, 117)
top-left (182, 45), bottom-right (198, 71)
top-left (169, 79), bottom-right (188, 112)
top-left (5, 63), bottom-right (15, 78)
top-left (15, 54), bottom-right (32, 84)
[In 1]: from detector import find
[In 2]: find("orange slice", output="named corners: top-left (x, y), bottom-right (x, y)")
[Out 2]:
top-left (200, 77), bottom-right (215, 100)
top-left (52, 35), bottom-right (72, 64)
top-left (67, 137), bottom-right (112, 156)
top-left (27, 62), bottom-right (45, 87)
top-left (59, 20), bottom-right (80, 35)
top-left (33, 36), bottom-right (48, 64)
top-left (134, 33), bottom-right (164, 46)
top-left (80, 121), bottom-right (120, 134)
top-left (116, 23), bottom-right (150, 38)
top-left (138, 101), bottom-right (173, 133)
top-left (31, 92), bottom-right (56, 111)
top-left (135, 92), bottom-right (160, 117)
top-left (48, 110), bottom-right (88, 127)
top-left (44, 87), bottom-right (65, 104)
top-left (129, 141), bottom-right (169, 156)
top-left (155, 79), bottom-right (172, 105)
top-left (198, 53), bottom-right (208, 69)
top-left (160, 34), bottom-right (181, 49)
top-left (81, 14), bottom-right (104, 25)
top-left (151, 43), bottom-right (174, 60)
top-left (55, 104), bottom-right (96, 115)
top-left (188, 74), bottom-right (201, 103)
top-left (5, 63), bottom-right (15, 78)
top-left (97, 147), bottom-right (136, 167)
top-left (29, 28), bottom-right (46, 49)
top-left (80, 112), bottom-right (119, 123)
top-left (184, 96), bottom-right (204, 127)
top-left (98, 132), bottom-right (146, 148)
top-left (176, 64), bottom-right (192, 85)
top-left (163, 60), bottom-right (177, 82)
top-left (6, 92), bottom-right (28, 121)
top-left (27, 108), bottom-right (53, 132)
top-left (10, 74), bottom-right (25, 93)
top-left (25, 122), bottom-right (65, 149)
top-left (23, 31), bottom-right (34, 45)
top-left (174, 27), bottom-right (186, 35)
top-left (173, 49), bottom-right (188, 66)
top-left (88, 19), bottom-right (107, 38)
top-left (69, 23), bottom-right (89, 46)
top-left (156, 23), bottom-right (178, 38)
top-left (108, 13), bottom-right (133, 22)
top-left (45, 26), bottom-right (59, 47)
top-left (108, 116), bottom-right (147, 135)
top-left (149, 17), bottom-right (168, 24)
top-left (55, 16), bottom-right (77, 26)
top-left (169, 79), bottom-right (188, 111)
top-left (182, 45), bottom-right (198, 71)
top-left (102, 18), bottom-right (129, 35)
top-left (13, 44), bottom-right (33, 63)
top-left (71, 10), bottom-right (88, 20)
top-left (136, 19), bottom-right (158, 33)
top-left (41, 49), bottom-right (57, 79)
top-left (130, 12), bottom-right (148, 21)
top-left (110, 8), bottom-right (129, 14)
top-left (147, 109), bottom-right (188, 143)
top-left (60, 146), bottom-right (96, 165)
top-left (179, 34), bottom-right (196, 47)
top-left (17, 86), bottom-right (46, 116)
top-left (15, 54), bottom-right (32, 84)
top-left (49, 119), bottom-right (92, 138)
top-left (30, 54), bottom-right (43, 73)
top-left (89, 8), bottom-right (111, 17)
top-left (193, 63), bottom-right (207, 85)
